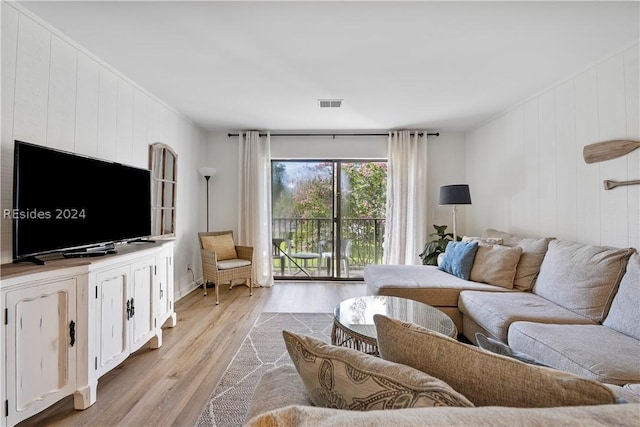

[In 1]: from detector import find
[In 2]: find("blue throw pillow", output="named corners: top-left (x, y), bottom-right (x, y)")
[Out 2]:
top-left (438, 241), bottom-right (479, 280)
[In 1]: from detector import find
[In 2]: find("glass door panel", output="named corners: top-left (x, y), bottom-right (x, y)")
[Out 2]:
top-left (338, 162), bottom-right (387, 278)
top-left (271, 160), bottom-right (386, 279)
top-left (272, 161), bottom-right (333, 278)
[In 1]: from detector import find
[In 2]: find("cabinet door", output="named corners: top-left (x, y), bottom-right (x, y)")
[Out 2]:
top-left (129, 260), bottom-right (155, 352)
top-left (95, 266), bottom-right (129, 377)
top-left (5, 278), bottom-right (77, 426)
top-left (154, 247), bottom-right (173, 324)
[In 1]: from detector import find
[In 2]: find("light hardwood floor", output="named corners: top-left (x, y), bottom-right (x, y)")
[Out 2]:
top-left (19, 281), bottom-right (366, 427)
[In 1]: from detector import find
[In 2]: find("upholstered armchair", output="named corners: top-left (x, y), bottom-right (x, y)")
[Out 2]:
top-left (198, 230), bottom-right (253, 305)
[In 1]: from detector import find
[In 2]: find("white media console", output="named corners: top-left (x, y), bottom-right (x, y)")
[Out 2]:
top-left (0, 240), bottom-right (176, 426)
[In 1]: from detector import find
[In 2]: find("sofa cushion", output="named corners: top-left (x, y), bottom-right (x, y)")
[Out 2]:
top-left (482, 229), bottom-right (553, 291)
top-left (374, 314), bottom-right (616, 407)
top-left (606, 384), bottom-right (640, 403)
top-left (469, 244), bottom-right (523, 289)
top-left (462, 236), bottom-right (503, 245)
top-left (245, 404), bottom-right (640, 427)
top-left (474, 333), bottom-right (548, 366)
top-left (508, 322), bottom-right (640, 385)
top-left (364, 265), bottom-right (514, 307)
top-left (282, 330), bottom-right (474, 410)
top-left (458, 291), bottom-right (595, 342)
top-left (533, 240), bottom-right (634, 322)
top-left (603, 251), bottom-right (640, 340)
top-left (245, 365), bottom-right (312, 422)
top-left (438, 241), bottom-right (479, 280)
top-left (200, 233), bottom-right (238, 261)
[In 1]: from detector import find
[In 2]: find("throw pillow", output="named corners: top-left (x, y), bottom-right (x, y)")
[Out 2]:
top-left (438, 241), bottom-right (479, 280)
top-left (282, 330), bottom-right (474, 410)
top-left (200, 233), bottom-right (238, 261)
top-left (469, 244), bottom-right (523, 289)
top-left (482, 229), bottom-right (554, 291)
top-left (373, 314), bottom-right (616, 408)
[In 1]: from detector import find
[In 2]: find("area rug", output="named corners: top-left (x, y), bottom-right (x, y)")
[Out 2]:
top-left (195, 312), bottom-right (333, 427)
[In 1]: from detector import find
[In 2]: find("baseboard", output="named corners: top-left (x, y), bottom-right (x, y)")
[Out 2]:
top-left (175, 278), bottom-right (202, 302)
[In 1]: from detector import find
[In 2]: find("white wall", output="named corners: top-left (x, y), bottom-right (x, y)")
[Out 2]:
top-left (1, 3), bottom-right (207, 299)
top-left (204, 131), bottom-right (467, 242)
top-left (466, 43), bottom-right (639, 249)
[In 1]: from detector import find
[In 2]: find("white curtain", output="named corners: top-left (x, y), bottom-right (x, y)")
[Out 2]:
top-left (383, 130), bottom-right (429, 265)
top-left (238, 131), bottom-right (273, 287)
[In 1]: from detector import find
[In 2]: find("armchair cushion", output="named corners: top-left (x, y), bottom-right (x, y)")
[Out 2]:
top-left (218, 259), bottom-right (252, 270)
top-left (201, 233), bottom-right (238, 260)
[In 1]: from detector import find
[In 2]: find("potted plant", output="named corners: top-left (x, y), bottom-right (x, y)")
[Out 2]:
top-left (418, 224), bottom-right (456, 266)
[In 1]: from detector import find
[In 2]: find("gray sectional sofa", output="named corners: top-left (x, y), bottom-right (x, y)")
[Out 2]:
top-left (243, 229), bottom-right (640, 426)
top-left (364, 229), bottom-right (640, 386)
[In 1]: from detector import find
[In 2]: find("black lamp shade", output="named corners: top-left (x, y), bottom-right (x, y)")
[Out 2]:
top-left (439, 185), bottom-right (471, 205)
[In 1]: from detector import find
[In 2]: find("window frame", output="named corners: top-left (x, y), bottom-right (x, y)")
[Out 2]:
top-left (149, 143), bottom-right (177, 238)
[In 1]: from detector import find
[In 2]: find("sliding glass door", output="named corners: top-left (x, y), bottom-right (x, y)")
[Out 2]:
top-left (271, 160), bottom-right (386, 280)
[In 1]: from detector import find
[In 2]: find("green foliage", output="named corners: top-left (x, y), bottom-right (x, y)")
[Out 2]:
top-left (341, 163), bottom-right (387, 219)
top-left (292, 174), bottom-right (333, 218)
top-left (419, 225), bottom-right (455, 266)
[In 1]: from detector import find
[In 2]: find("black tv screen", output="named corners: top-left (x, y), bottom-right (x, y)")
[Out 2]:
top-left (12, 140), bottom-right (151, 262)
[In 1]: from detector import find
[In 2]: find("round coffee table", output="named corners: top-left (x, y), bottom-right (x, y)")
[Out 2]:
top-left (331, 295), bottom-right (457, 356)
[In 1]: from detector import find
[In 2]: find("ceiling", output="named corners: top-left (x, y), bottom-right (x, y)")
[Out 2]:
top-left (17, 1), bottom-right (640, 133)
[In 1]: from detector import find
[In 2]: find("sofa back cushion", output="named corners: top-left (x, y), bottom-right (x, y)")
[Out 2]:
top-left (533, 240), bottom-right (634, 323)
top-left (482, 229), bottom-right (553, 291)
top-left (374, 314), bottom-right (617, 408)
top-left (603, 251), bottom-right (640, 340)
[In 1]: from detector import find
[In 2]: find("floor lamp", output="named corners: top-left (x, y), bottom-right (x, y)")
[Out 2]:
top-left (439, 184), bottom-right (472, 242)
top-left (198, 167), bottom-right (217, 232)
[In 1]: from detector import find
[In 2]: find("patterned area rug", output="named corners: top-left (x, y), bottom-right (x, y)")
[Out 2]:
top-left (195, 312), bottom-right (333, 427)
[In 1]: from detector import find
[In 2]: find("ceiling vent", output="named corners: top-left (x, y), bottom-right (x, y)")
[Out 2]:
top-left (318, 99), bottom-right (343, 108)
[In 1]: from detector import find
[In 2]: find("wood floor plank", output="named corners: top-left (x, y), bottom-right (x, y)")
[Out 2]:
top-left (17, 281), bottom-right (363, 426)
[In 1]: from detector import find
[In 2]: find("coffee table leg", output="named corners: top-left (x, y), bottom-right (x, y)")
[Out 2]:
top-left (332, 318), bottom-right (379, 356)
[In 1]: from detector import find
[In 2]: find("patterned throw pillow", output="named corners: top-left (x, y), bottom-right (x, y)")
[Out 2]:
top-left (438, 240), bottom-right (479, 280)
top-left (282, 330), bottom-right (474, 411)
top-left (373, 314), bottom-right (616, 408)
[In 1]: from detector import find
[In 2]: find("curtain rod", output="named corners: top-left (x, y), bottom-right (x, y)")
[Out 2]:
top-left (227, 132), bottom-right (439, 138)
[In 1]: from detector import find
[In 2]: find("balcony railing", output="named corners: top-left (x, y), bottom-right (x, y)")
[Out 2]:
top-left (272, 217), bottom-right (385, 270)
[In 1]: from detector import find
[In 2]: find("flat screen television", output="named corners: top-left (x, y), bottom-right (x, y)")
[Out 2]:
top-left (12, 140), bottom-right (152, 264)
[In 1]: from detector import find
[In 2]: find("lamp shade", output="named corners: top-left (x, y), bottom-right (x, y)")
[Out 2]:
top-left (198, 167), bottom-right (217, 178)
top-left (439, 184), bottom-right (471, 205)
